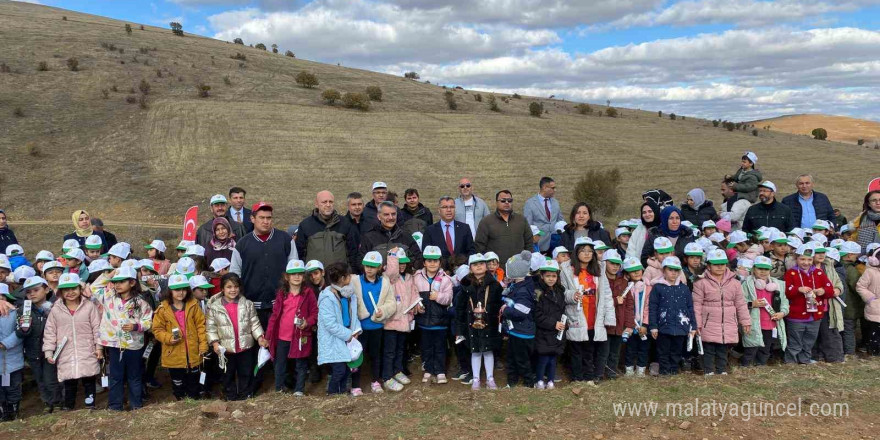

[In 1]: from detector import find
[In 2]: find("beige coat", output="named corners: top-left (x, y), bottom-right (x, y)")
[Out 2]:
top-left (205, 295), bottom-right (264, 353)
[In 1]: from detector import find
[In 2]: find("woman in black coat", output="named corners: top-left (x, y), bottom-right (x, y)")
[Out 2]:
top-left (640, 205), bottom-right (697, 267)
top-left (533, 265), bottom-right (566, 388)
top-left (455, 260), bottom-right (503, 388)
top-left (679, 188), bottom-right (719, 226)
top-left (560, 202), bottom-right (612, 252)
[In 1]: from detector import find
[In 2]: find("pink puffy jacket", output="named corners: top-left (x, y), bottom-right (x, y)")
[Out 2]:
top-left (692, 268), bottom-right (750, 344)
top-left (856, 265), bottom-right (880, 323)
top-left (372, 255), bottom-right (420, 332)
top-left (42, 298), bottom-right (102, 382)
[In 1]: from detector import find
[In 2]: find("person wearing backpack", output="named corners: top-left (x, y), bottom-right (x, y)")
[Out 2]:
top-left (295, 191), bottom-right (360, 270)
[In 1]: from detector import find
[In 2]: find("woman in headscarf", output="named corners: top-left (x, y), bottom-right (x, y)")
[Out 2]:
top-left (626, 201), bottom-right (661, 261)
top-left (680, 188), bottom-right (719, 226)
top-left (560, 202), bottom-right (612, 253)
top-left (851, 190), bottom-right (880, 252)
top-left (62, 210), bottom-right (107, 252)
top-left (640, 206), bottom-right (697, 267)
top-left (205, 217), bottom-right (237, 266)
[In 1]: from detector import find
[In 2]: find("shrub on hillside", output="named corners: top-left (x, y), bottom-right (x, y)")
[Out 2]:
top-left (573, 167), bottom-right (622, 217)
top-left (223, 75), bottom-right (232, 86)
top-left (170, 22), bottom-right (184, 36)
top-left (488, 95), bottom-right (499, 112)
top-left (234, 38), bottom-right (244, 45)
top-left (231, 53), bottom-right (247, 61)
top-left (811, 128), bottom-right (828, 140)
top-left (37, 61), bottom-right (49, 71)
top-left (198, 83), bottom-right (211, 98)
top-left (101, 89), bottom-right (109, 99)
top-left (365, 86), bottom-right (383, 101)
top-left (658, 111), bottom-right (662, 117)
top-left (13, 107), bottom-right (24, 117)
top-left (140, 25), bottom-right (144, 30)
top-left (342, 92), bottom-right (370, 111)
top-left (67, 58), bottom-right (79, 71)
top-left (285, 50), bottom-right (295, 58)
top-left (125, 24), bottom-right (132, 35)
top-left (574, 103), bottom-right (592, 115)
top-left (138, 94), bottom-right (148, 109)
top-left (322, 89), bottom-right (341, 105)
top-left (605, 107), bottom-right (618, 118)
top-left (295, 71), bottom-right (319, 88)
top-left (512, 93), bottom-right (522, 99)
top-left (723, 121), bottom-right (736, 131)
top-left (712, 119), bottom-right (720, 127)
top-left (139, 79), bottom-right (151, 95)
top-left (858, 139), bottom-right (865, 146)
top-left (474, 93), bottom-right (482, 102)
top-left (272, 44), bottom-right (278, 53)
top-left (445, 91), bottom-right (457, 110)
top-left (62, 16), bottom-right (67, 21)
top-left (529, 102), bottom-right (543, 117)
top-left (156, 69), bottom-right (163, 78)
top-left (0, 62), bottom-right (10, 73)
top-left (255, 43), bottom-right (267, 51)
top-left (669, 113), bottom-right (676, 120)
top-left (752, 129), bottom-right (759, 137)
top-left (26, 141), bottom-right (41, 157)
top-left (125, 95), bottom-right (137, 104)
top-left (111, 85), bottom-right (118, 92)
top-left (404, 71), bottom-right (420, 79)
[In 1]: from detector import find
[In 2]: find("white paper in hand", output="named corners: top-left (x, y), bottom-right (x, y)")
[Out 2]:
top-left (101, 375), bottom-right (109, 387)
top-left (256, 347), bottom-right (271, 371)
top-left (347, 338), bottom-right (363, 362)
top-left (199, 371), bottom-right (207, 385)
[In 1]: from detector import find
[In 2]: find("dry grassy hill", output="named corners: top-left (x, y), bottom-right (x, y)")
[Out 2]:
top-left (751, 114), bottom-right (880, 146)
top-left (2, 1), bottom-right (878, 250)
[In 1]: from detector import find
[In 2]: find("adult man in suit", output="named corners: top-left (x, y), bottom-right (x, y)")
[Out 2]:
top-left (780, 175), bottom-right (835, 230)
top-left (423, 196), bottom-right (475, 266)
top-left (523, 177), bottom-right (563, 252)
top-left (228, 186), bottom-right (254, 233)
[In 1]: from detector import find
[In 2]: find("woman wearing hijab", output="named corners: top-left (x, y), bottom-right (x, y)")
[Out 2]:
top-left (626, 202), bottom-right (661, 261)
top-left (640, 206), bottom-right (697, 267)
top-left (680, 188), bottom-right (719, 226)
top-left (62, 210), bottom-right (107, 252)
top-left (205, 217), bottom-right (238, 266)
top-left (560, 203), bottom-right (612, 253)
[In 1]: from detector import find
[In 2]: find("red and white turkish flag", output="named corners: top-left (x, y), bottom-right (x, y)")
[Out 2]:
top-left (182, 206), bottom-right (199, 241)
top-left (869, 178), bottom-right (880, 193)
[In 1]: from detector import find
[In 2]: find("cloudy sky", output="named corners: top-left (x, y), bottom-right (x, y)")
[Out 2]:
top-left (27, 0), bottom-right (880, 121)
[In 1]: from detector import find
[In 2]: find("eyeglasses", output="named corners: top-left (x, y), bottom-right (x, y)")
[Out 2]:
top-left (498, 198), bottom-right (513, 203)
top-left (459, 184), bottom-right (471, 188)
top-left (870, 198), bottom-right (880, 204)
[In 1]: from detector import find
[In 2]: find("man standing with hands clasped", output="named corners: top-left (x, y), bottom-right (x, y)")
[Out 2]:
top-left (524, 177), bottom-right (563, 253)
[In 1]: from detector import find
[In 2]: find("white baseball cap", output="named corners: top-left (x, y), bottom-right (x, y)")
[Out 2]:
top-left (529, 225), bottom-right (544, 237)
top-left (811, 219), bottom-right (832, 231)
top-left (423, 246), bottom-right (442, 260)
top-left (653, 237), bottom-right (674, 254)
top-left (602, 249), bottom-right (623, 264)
top-left (62, 239), bottom-right (80, 253)
top-left (684, 242), bottom-right (704, 257)
top-left (701, 220), bottom-right (717, 230)
top-left (110, 266), bottom-right (137, 281)
top-left (706, 249), bottom-right (729, 265)
top-left (468, 253), bottom-right (485, 265)
top-left (285, 259), bottom-right (306, 273)
top-left (138, 259), bottom-right (158, 272)
top-left (662, 256), bottom-right (682, 270)
top-left (5, 244), bottom-right (23, 256)
top-left (108, 242), bottom-right (131, 259)
top-left (829, 238), bottom-right (845, 249)
top-left (839, 241), bottom-right (861, 256)
top-left (62, 248), bottom-right (86, 262)
top-left (727, 230), bottom-right (748, 247)
top-left (176, 240), bottom-right (194, 251)
top-left (483, 252), bottom-right (499, 262)
top-left (168, 273), bottom-right (191, 290)
top-left (455, 264), bottom-right (471, 282)
top-left (538, 259), bottom-right (560, 272)
top-left (696, 237), bottom-right (713, 251)
top-left (23, 276), bottom-right (48, 290)
top-left (737, 258), bottom-right (754, 269)
top-left (0, 259), bottom-right (10, 271)
top-left (41, 261), bottom-right (64, 274)
top-left (758, 181), bottom-right (776, 192)
top-left (87, 259), bottom-right (112, 274)
top-left (185, 245), bottom-right (206, 257)
top-left (574, 236), bottom-right (593, 248)
top-left (744, 151), bottom-right (758, 164)
top-left (176, 256), bottom-right (196, 275)
top-left (145, 240), bottom-right (167, 253)
top-left (623, 257), bottom-right (644, 272)
top-left (826, 248), bottom-right (841, 262)
top-left (210, 258), bottom-right (231, 272)
top-left (189, 274), bottom-right (213, 290)
top-left (85, 234), bottom-right (103, 250)
top-left (13, 265), bottom-right (36, 282)
top-left (788, 228), bottom-right (806, 239)
top-left (615, 227), bottom-right (631, 238)
top-left (57, 273), bottom-right (81, 289)
top-left (554, 221), bottom-right (567, 233)
top-left (551, 246), bottom-right (569, 259)
top-left (210, 194), bottom-right (228, 205)
top-left (35, 250), bottom-right (55, 261)
top-left (371, 182), bottom-right (387, 191)
top-left (593, 240), bottom-right (610, 251)
top-left (753, 255), bottom-right (772, 269)
top-left (362, 251), bottom-right (383, 267)
top-left (305, 260), bottom-right (324, 272)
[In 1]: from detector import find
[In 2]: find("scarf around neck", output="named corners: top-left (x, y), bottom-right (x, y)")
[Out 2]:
top-left (71, 210), bottom-right (92, 238)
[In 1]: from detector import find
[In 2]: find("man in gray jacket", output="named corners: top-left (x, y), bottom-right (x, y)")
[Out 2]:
top-left (523, 177), bottom-right (563, 252)
top-left (474, 190), bottom-right (533, 265)
top-left (454, 177), bottom-right (490, 239)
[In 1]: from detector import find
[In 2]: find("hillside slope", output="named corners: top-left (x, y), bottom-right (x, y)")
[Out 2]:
top-left (751, 114), bottom-right (880, 145)
top-left (2, 1), bottom-right (878, 235)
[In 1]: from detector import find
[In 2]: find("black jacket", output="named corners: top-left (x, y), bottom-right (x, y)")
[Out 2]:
top-left (422, 220), bottom-right (475, 263)
top-left (0, 227), bottom-right (18, 250)
top-left (559, 223), bottom-right (612, 253)
top-left (295, 210), bottom-right (359, 270)
top-left (501, 277), bottom-right (536, 338)
top-left (357, 223), bottom-right (423, 270)
top-left (742, 200), bottom-right (793, 234)
top-left (456, 276), bottom-right (503, 353)
top-left (362, 200), bottom-right (403, 229)
top-left (679, 201), bottom-right (719, 226)
top-left (398, 203), bottom-right (434, 236)
top-left (533, 278), bottom-right (566, 355)
top-left (781, 191), bottom-right (834, 229)
top-left (15, 300), bottom-right (53, 361)
top-left (640, 227), bottom-right (697, 267)
top-left (234, 229), bottom-right (293, 309)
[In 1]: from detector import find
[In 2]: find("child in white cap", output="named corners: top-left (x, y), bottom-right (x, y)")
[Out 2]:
top-left (533, 259), bottom-right (565, 390)
top-left (144, 240), bottom-right (171, 275)
top-left (740, 256), bottom-right (788, 367)
top-left (648, 257), bottom-right (696, 376)
top-left (373, 248), bottom-right (419, 392)
top-left (457, 253), bottom-right (504, 390)
top-left (414, 246), bottom-right (453, 385)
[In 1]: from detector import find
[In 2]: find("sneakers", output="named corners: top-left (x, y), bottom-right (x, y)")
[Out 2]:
top-left (486, 379), bottom-right (497, 390)
top-left (422, 373), bottom-right (432, 383)
top-left (393, 372), bottom-right (411, 385)
top-left (535, 380), bottom-right (546, 390)
top-left (546, 381), bottom-right (555, 390)
top-left (705, 372), bottom-right (715, 376)
top-left (636, 367), bottom-right (646, 377)
top-left (625, 366), bottom-right (634, 376)
top-left (371, 381), bottom-right (384, 393)
top-left (384, 379), bottom-right (404, 392)
top-left (586, 380), bottom-right (598, 388)
top-left (460, 373), bottom-right (474, 385)
top-left (351, 388), bottom-right (364, 397)
top-left (293, 391), bottom-right (305, 397)
top-left (471, 379), bottom-right (481, 390)
top-left (720, 372), bottom-right (728, 375)
top-left (452, 370), bottom-right (469, 381)
top-left (436, 374), bottom-right (448, 384)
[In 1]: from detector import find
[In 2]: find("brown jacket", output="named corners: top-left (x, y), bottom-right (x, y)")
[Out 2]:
top-left (474, 210), bottom-right (533, 265)
top-left (152, 298), bottom-right (208, 368)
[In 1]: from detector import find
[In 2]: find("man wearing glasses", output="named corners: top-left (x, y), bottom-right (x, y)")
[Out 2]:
top-left (474, 190), bottom-right (533, 265)
top-left (454, 178), bottom-right (490, 238)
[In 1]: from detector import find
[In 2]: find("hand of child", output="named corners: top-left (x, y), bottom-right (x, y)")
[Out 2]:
top-left (95, 348), bottom-right (104, 360)
top-left (170, 336), bottom-right (181, 345)
top-left (213, 343), bottom-right (222, 355)
top-left (258, 336), bottom-right (269, 348)
top-left (650, 329), bottom-right (658, 339)
top-left (798, 286), bottom-right (812, 294)
top-left (46, 353), bottom-right (56, 364)
top-left (499, 304), bottom-right (507, 315)
top-left (753, 298), bottom-right (766, 308)
top-left (121, 323), bottom-right (135, 332)
top-left (429, 291), bottom-right (438, 301)
top-left (742, 325), bottom-right (752, 335)
top-left (772, 312), bottom-right (784, 321)
top-left (814, 288), bottom-right (825, 296)
top-left (623, 328), bottom-right (632, 337)
top-left (297, 320), bottom-right (308, 329)
top-left (689, 330), bottom-right (696, 337)
top-left (0, 343), bottom-right (5, 350)
top-left (555, 321), bottom-right (565, 331)
top-left (416, 305), bottom-right (425, 314)
top-left (638, 326), bottom-right (647, 337)
top-left (374, 309), bottom-right (383, 319)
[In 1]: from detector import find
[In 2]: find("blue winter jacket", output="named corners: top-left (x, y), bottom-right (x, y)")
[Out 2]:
top-left (648, 280), bottom-right (697, 336)
top-left (317, 287), bottom-right (361, 365)
top-left (781, 191), bottom-right (834, 230)
top-left (0, 310), bottom-right (24, 375)
top-left (501, 277), bottom-right (536, 339)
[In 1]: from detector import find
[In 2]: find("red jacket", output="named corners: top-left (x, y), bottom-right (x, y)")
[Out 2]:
top-left (784, 267), bottom-right (832, 320)
top-left (608, 276), bottom-right (629, 336)
top-left (265, 286), bottom-right (318, 360)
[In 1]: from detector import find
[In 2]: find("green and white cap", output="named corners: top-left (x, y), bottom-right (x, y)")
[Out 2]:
top-left (23, 276), bottom-right (48, 290)
top-left (753, 256), bottom-right (772, 270)
top-left (787, 236), bottom-right (803, 249)
top-left (210, 194), bottom-right (228, 205)
top-left (62, 239), bottom-right (80, 253)
top-left (615, 227), bottom-right (631, 238)
top-left (811, 219), bottom-right (831, 231)
top-left (108, 242), bottom-right (131, 259)
top-left (539, 259), bottom-right (560, 272)
top-left (362, 251), bottom-right (383, 267)
top-left (662, 256), bottom-right (682, 270)
top-left (210, 258), bottom-right (231, 272)
top-left (770, 230), bottom-right (788, 243)
top-left (483, 251), bottom-right (499, 262)
top-left (176, 240), bottom-right (194, 251)
top-left (552, 246), bottom-right (570, 259)
top-left (602, 249), bottom-right (623, 265)
top-left (653, 237), bottom-right (674, 254)
top-left (85, 234), bottom-right (103, 250)
top-left (622, 257), bottom-right (644, 273)
top-left (176, 257), bottom-right (196, 275)
top-left (708, 232), bottom-right (725, 243)
top-left (412, 231), bottom-right (423, 249)
top-left (829, 238), bottom-right (845, 250)
top-left (684, 242), bottom-right (704, 257)
top-left (86, 259), bottom-right (111, 274)
top-left (305, 260), bottom-right (324, 272)
top-left (795, 243), bottom-right (815, 256)
top-left (826, 248), bottom-right (841, 262)
top-left (529, 225), bottom-right (545, 237)
top-left (593, 240), bottom-right (610, 251)
top-left (5, 244), bottom-right (23, 256)
top-left (423, 246), bottom-right (442, 260)
top-left (145, 240), bottom-right (167, 253)
top-left (394, 248), bottom-right (411, 264)
top-left (286, 259), bottom-right (306, 273)
top-left (0, 258), bottom-right (10, 271)
top-left (706, 249), bottom-right (729, 265)
top-left (189, 274), bottom-right (213, 290)
top-left (138, 259), bottom-right (158, 273)
top-left (839, 241), bottom-right (861, 256)
top-left (111, 266), bottom-right (137, 282)
top-left (468, 253), bottom-right (485, 265)
top-left (62, 248), bottom-right (86, 262)
top-left (168, 273), bottom-right (191, 290)
top-left (574, 236), bottom-right (594, 248)
top-left (185, 245), bottom-right (206, 257)
top-left (701, 220), bottom-right (717, 230)
top-left (726, 230), bottom-right (748, 248)
top-left (57, 272), bottom-right (81, 289)
top-left (738, 258), bottom-right (754, 269)
top-left (0, 283), bottom-right (11, 301)
top-left (35, 250), bottom-right (55, 262)
top-left (42, 261), bottom-right (64, 274)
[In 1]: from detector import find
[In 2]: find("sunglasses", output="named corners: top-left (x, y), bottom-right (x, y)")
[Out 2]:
top-left (459, 183), bottom-right (471, 188)
top-left (498, 198), bottom-right (513, 203)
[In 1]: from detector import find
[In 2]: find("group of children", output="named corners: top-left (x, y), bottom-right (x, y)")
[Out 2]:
top-left (0, 211), bottom-right (879, 419)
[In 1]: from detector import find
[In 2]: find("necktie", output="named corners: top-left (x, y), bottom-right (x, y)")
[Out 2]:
top-left (445, 224), bottom-right (454, 255)
top-left (544, 198), bottom-right (551, 221)
top-left (236, 211), bottom-right (242, 222)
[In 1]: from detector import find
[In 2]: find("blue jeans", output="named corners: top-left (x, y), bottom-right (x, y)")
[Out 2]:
top-left (536, 355), bottom-right (557, 382)
top-left (106, 346), bottom-right (145, 411)
top-left (420, 329), bottom-right (447, 375)
top-left (326, 362), bottom-right (350, 395)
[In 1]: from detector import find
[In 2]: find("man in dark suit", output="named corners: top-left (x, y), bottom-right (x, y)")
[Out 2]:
top-left (228, 186), bottom-right (254, 233)
top-left (423, 196), bottom-right (475, 266)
